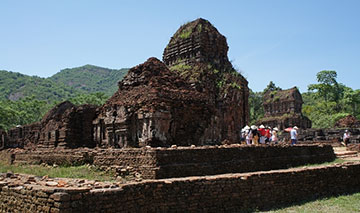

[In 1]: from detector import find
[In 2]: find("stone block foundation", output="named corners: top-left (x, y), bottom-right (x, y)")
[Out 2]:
top-left (1, 162), bottom-right (360, 212)
top-left (5, 144), bottom-right (336, 179)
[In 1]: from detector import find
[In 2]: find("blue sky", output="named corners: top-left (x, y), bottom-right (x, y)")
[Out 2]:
top-left (1, 0), bottom-right (359, 92)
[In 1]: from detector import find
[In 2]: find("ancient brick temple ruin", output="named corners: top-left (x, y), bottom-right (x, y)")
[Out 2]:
top-left (2, 18), bottom-right (249, 149)
top-left (92, 18), bottom-right (249, 148)
top-left (3, 19), bottom-right (360, 212)
top-left (1, 102), bottom-right (97, 149)
top-left (258, 87), bottom-right (311, 129)
top-left (38, 101), bottom-right (97, 148)
top-left (92, 57), bottom-right (212, 147)
top-left (5, 123), bottom-right (41, 148)
top-left (163, 18), bottom-right (249, 143)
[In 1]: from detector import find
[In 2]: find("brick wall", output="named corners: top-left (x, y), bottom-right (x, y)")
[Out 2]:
top-left (1, 162), bottom-right (360, 212)
top-left (0, 181), bottom-right (90, 213)
top-left (10, 149), bottom-right (95, 166)
top-left (6, 144), bottom-right (335, 179)
top-left (152, 144), bottom-right (335, 179)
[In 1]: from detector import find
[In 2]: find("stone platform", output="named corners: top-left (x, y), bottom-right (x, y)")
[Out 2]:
top-left (1, 144), bottom-right (336, 179)
top-left (1, 162), bottom-right (360, 212)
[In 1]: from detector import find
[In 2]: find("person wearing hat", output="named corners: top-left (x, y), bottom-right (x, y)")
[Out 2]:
top-left (251, 125), bottom-right (259, 145)
top-left (271, 127), bottom-right (279, 144)
top-left (290, 126), bottom-right (298, 145)
top-left (342, 130), bottom-right (351, 146)
top-left (258, 125), bottom-right (266, 144)
top-left (242, 125), bottom-right (251, 145)
top-left (240, 130), bottom-right (246, 144)
top-left (246, 130), bottom-right (251, 145)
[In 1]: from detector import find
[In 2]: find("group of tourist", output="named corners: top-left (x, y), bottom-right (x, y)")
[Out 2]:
top-left (241, 125), bottom-right (353, 146)
top-left (240, 125), bottom-right (299, 145)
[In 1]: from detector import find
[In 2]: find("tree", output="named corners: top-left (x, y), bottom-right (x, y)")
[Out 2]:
top-left (303, 70), bottom-right (360, 128)
top-left (249, 90), bottom-right (264, 125)
top-left (263, 81), bottom-right (282, 93)
top-left (342, 88), bottom-right (360, 117)
top-left (308, 70), bottom-right (343, 103)
top-left (0, 96), bottom-right (49, 130)
top-left (69, 92), bottom-right (109, 106)
top-left (0, 102), bottom-right (20, 130)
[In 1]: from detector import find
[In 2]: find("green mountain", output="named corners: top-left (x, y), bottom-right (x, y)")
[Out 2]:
top-left (0, 65), bottom-right (129, 102)
top-left (49, 65), bottom-right (129, 96)
top-left (0, 70), bottom-right (78, 102)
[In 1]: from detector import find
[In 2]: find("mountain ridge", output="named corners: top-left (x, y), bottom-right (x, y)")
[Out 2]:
top-left (49, 64), bottom-right (129, 96)
top-left (0, 65), bottom-right (129, 102)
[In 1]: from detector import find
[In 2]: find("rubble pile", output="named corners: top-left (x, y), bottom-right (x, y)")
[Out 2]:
top-left (335, 115), bottom-right (360, 128)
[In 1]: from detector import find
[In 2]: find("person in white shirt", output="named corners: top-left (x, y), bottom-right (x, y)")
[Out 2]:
top-left (343, 130), bottom-right (351, 146)
top-left (271, 127), bottom-right (279, 144)
top-left (290, 126), bottom-right (298, 145)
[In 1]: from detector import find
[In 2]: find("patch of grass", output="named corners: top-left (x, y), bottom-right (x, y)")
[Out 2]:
top-left (169, 64), bottom-right (192, 72)
top-left (197, 24), bottom-right (202, 33)
top-left (230, 82), bottom-right (242, 90)
top-left (293, 158), bottom-right (345, 169)
top-left (213, 68), bottom-right (219, 74)
top-left (0, 160), bottom-right (116, 181)
top-left (217, 79), bottom-right (225, 88)
top-left (266, 192), bottom-right (360, 213)
top-left (179, 28), bottom-right (192, 39)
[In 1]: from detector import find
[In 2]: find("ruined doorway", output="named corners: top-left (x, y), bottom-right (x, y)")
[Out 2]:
top-left (0, 134), bottom-right (4, 150)
top-left (54, 130), bottom-right (59, 147)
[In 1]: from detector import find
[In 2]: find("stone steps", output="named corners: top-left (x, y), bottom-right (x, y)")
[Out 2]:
top-left (335, 151), bottom-right (358, 158)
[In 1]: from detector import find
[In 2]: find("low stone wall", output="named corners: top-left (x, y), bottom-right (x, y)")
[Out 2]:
top-left (151, 144), bottom-right (335, 179)
top-left (92, 149), bottom-right (158, 179)
top-left (279, 128), bottom-right (360, 144)
top-left (4, 144), bottom-right (336, 179)
top-left (9, 149), bottom-right (95, 166)
top-left (1, 162), bottom-right (360, 212)
top-left (0, 182), bottom-right (89, 213)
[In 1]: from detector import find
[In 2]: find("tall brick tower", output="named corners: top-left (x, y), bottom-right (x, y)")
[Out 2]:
top-left (163, 18), bottom-right (249, 143)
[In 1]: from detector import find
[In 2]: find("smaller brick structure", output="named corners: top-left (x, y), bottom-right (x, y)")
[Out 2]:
top-left (258, 87), bottom-right (311, 129)
top-left (38, 101), bottom-right (97, 148)
top-left (5, 123), bottom-right (41, 148)
top-left (3, 102), bottom-right (97, 149)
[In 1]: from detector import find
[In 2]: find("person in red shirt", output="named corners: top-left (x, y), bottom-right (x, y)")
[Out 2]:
top-left (258, 125), bottom-right (266, 144)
